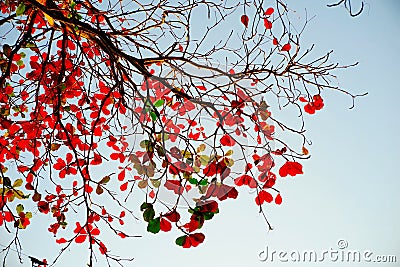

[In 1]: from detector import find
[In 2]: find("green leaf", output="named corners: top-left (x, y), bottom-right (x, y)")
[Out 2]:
top-left (149, 111), bottom-right (157, 121)
top-left (140, 202), bottom-right (152, 211)
top-left (203, 212), bottom-right (215, 220)
top-left (16, 3), bottom-right (26, 16)
top-left (13, 178), bottom-right (23, 187)
top-left (143, 208), bottom-right (155, 222)
top-left (175, 235), bottom-right (186, 246)
top-left (16, 204), bottom-right (24, 213)
top-left (189, 178), bottom-right (198, 185)
top-left (153, 99), bottom-right (164, 108)
top-left (199, 179), bottom-right (208, 186)
top-left (147, 217), bottom-right (160, 234)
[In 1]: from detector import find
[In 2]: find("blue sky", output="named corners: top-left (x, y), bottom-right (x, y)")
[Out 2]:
top-left (2, 1), bottom-right (400, 266)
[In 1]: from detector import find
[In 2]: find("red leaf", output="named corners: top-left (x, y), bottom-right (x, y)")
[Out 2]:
top-left (74, 222), bottom-right (84, 234)
top-left (304, 103), bottom-right (315, 114)
top-left (149, 190), bottom-right (155, 199)
top-left (110, 152), bottom-right (120, 161)
top-left (255, 190), bottom-right (273, 205)
top-left (196, 85), bottom-right (207, 91)
top-left (3, 211), bottom-right (13, 222)
top-left (205, 183), bottom-right (238, 201)
top-left (75, 235), bottom-right (87, 243)
top-left (220, 134), bottom-right (235, 146)
top-left (90, 153), bottom-right (102, 165)
top-left (275, 193), bottom-right (282, 205)
top-left (56, 238), bottom-right (67, 244)
top-left (164, 210), bottom-right (181, 222)
top-left (118, 232), bottom-right (127, 238)
top-left (38, 201), bottom-right (49, 214)
top-left (183, 219), bottom-right (200, 233)
top-left (120, 182), bottom-right (128, 191)
top-left (264, 7), bottom-right (274, 16)
top-left (118, 169), bottom-right (126, 181)
top-left (188, 233), bottom-right (205, 247)
top-left (84, 184), bottom-right (93, 193)
top-left (281, 43), bottom-right (291, 52)
top-left (234, 175), bottom-right (257, 188)
top-left (160, 218), bottom-right (172, 232)
top-left (273, 37), bottom-right (279, 46)
top-left (53, 158), bottom-right (66, 170)
top-left (164, 180), bottom-right (184, 194)
top-left (91, 228), bottom-right (100, 235)
top-left (99, 242), bottom-right (107, 254)
top-left (313, 95), bottom-right (324, 110)
top-left (203, 161), bottom-right (217, 177)
top-left (169, 164), bottom-right (180, 175)
top-left (263, 19), bottom-right (272, 30)
top-left (241, 15), bottom-right (249, 27)
top-left (279, 161), bottom-right (303, 177)
top-left (299, 96), bottom-right (308, 102)
top-left (198, 200), bottom-right (219, 213)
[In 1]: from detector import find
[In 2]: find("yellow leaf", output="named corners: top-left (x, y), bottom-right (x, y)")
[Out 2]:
top-left (13, 178), bottom-right (23, 187)
top-left (182, 150), bottom-right (192, 159)
top-left (51, 143), bottom-right (61, 151)
top-left (224, 158), bottom-right (235, 167)
top-left (193, 166), bottom-right (200, 173)
top-left (44, 13), bottom-right (55, 27)
top-left (225, 150), bottom-right (233, 157)
top-left (150, 179), bottom-right (161, 188)
top-left (199, 155), bottom-right (210, 166)
top-left (13, 189), bottom-right (26, 199)
top-left (197, 144), bottom-right (206, 153)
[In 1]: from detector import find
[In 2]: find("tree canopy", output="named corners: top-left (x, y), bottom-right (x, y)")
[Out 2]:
top-left (0, 0), bottom-right (365, 266)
